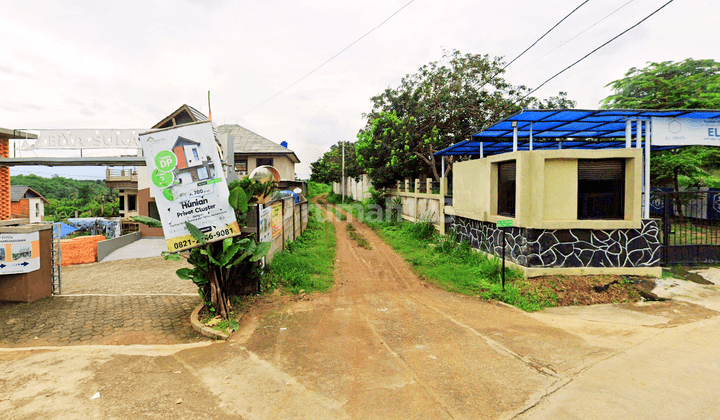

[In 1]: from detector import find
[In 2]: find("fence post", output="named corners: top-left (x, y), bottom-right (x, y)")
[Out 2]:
top-left (404, 180), bottom-right (409, 193)
top-left (414, 179), bottom-right (420, 193)
top-left (293, 201), bottom-right (296, 241)
top-left (663, 192), bottom-right (671, 264)
top-left (426, 179), bottom-right (432, 195)
top-left (281, 200), bottom-right (286, 251)
top-left (439, 177), bottom-right (446, 236)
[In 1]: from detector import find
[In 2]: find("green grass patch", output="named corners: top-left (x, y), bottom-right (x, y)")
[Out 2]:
top-left (365, 217), bottom-right (556, 312)
top-left (326, 191), bottom-right (355, 205)
top-left (346, 224), bottom-right (372, 249)
top-left (265, 206), bottom-right (336, 294)
top-left (329, 205), bottom-right (347, 221)
top-left (307, 181), bottom-right (331, 198)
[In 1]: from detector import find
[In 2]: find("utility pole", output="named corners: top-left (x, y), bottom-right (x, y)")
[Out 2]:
top-left (341, 141), bottom-right (345, 203)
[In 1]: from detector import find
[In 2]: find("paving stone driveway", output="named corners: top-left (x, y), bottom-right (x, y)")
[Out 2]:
top-left (0, 256), bottom-right (208, 347)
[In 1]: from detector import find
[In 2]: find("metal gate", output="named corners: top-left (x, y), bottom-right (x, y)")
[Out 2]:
top-left (651, 189), bottom-right (720, 265)
top-left (51, 223), bottom-right (62, 294)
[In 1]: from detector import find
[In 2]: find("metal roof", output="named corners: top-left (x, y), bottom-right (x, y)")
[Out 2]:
top-left (10, 185), bottom-right (48, 203)
top-left (218, 124), bottom-right (300, 163)
top-left (435, 108), bottom-right (720, 157)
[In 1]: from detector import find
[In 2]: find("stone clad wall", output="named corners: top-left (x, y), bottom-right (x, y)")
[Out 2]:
top-left (451, 216), bottom-right (661, 268)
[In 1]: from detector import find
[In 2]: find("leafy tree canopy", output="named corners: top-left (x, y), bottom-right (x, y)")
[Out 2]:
top-left (11, 173), bottom-right (119, 218)
top-left (601, 59), bottom-right (720, 109)
top-left (601, 58), bottom-right (720, 189)
top-left (355, 49), bottom-right (575, 186)
top-left (310, 141), bottom-right (361, 184)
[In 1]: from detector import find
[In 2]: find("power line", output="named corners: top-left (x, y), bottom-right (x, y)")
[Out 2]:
top-left (520, 0), bottom-right (675, 101)
top-left (508, 0), bottom-right (636, 78)
top-left (472, 0), bottom-right (593, 123)
top-left (240, 0), bottom-right (416, 116)
top-left (503, 0), bottom-right (590, 70)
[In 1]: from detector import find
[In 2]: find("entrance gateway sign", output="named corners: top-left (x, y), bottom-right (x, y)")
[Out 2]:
top-left (17, 129), bottom-right (145, 150)
top-left (652, 117), bottom-right (720, 147)
top-left (139, 121), bottom-right (240, 252)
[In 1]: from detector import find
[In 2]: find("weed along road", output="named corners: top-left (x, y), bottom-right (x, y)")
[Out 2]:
top-left (2, 206), bottom-right (720, 418)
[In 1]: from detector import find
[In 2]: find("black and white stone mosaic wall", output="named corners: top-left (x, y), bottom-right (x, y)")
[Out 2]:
top-left (450, 216), bottom-right (661, 268)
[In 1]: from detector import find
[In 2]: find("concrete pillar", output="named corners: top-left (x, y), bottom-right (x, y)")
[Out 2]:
top-left (0, 139), bottom-right (10, 220)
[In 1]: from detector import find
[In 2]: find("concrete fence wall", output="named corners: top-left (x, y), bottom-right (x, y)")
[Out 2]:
top-left (333, 174), bottom-right (373, 202)
top-left (97, 231), bottom-right (142, 262)
top-left (387, 178), bottom-right (448, 234)
top-left (263, 198), bottom-right (310, 262)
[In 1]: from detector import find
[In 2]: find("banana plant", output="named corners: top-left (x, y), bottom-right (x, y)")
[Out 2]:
top-left (133, 180), bottom-right (271, 319)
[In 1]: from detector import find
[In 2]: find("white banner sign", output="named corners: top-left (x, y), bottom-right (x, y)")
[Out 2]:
top-left (652, 117), bottom-right (720, 147)
top-left (17, 129), bottom-right (146, 150)
top-left (258, 205), bottom-right (272, 243)
top-left (140, 121), bottom-right (240, 252)
top-left (0, 232), bottom-right (41, 275)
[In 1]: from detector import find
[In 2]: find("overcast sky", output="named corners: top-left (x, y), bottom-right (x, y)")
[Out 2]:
top-left (1, 0), bottom-right (716, 180)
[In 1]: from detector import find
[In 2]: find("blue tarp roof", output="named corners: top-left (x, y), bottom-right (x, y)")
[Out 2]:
top-left (435, 109), bottom-right (720, 157)
top-left (58, 222), bottom-right (78, 238)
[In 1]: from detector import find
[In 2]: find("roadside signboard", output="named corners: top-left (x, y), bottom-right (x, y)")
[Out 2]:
top-left (271, 202), bottom-right (283, 238)
top-left (652, 117), bottom-right (720, 147)
top-left (497, 219), bottom-right (513, 228)
top-left (0, 232), bottom-right (40, 275)
top-left (140, 121), bottom-right (240, 252)
top-left (259, 205), bottom-right (272, 242)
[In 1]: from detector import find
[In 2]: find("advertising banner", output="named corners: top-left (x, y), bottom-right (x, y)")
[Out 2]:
top-left (271, 202), bottom-right (283, 238)
top-left (0, 232), bottom-right (40, 275)
top-left (258, 205), bottom-right (272, 242)
top-left (652, 117), bottom-right (720, 147)
top-left (140, 121), bottom-right (240, 252)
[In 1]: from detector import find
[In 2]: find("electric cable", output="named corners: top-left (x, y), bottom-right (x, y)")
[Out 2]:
top-left (240, 0), bottom-right (416, 116)
top-left (520, 0), bottom-right (675, 101)
top-left (508, 0), bottom-right (636, 78)
top-left (503, 0), bottom-right (590, 70)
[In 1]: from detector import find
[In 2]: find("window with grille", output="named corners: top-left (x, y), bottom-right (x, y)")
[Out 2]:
top-left (577, 159), bottom-right (625, 220)
top-left (256, 157), bottom-right (274, 167)
top-left (497, 161), bottom-right (516, 217)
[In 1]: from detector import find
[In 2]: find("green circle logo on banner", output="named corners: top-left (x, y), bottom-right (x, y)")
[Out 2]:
top-left (162, 188), bottom-right (175, 201)
top-left (152, 169), bottom-right (174, 188)
top-left (155, 150), bottom-right (177, 172)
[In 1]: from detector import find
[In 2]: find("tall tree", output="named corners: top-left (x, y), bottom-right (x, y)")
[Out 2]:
top-left (356, 49), bottom-right (575, 186)
top-left (601, 58), bottom-right (720, 190)
top-left (310, 141), bottom-right (360, 184)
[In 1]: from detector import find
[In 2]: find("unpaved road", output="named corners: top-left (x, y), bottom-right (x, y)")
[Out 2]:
top-left (1, 203), bottom-right (720, 419)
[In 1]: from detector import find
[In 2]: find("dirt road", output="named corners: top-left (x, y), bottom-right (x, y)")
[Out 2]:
top-left (1, 203), bottom-right (719, 419)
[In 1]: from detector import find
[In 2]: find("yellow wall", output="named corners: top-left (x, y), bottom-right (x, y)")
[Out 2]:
top-left (451, 148), bottom-right (644, 230)
top-left (244, 155), bottom-right (296, 180)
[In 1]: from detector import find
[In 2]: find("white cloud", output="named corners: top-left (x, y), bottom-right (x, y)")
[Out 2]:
top-left (1, 0), bottom-right (717, 179)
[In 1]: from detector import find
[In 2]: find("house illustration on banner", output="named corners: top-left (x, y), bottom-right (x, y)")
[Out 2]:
top-left (172, 136), bottom-right (216, 184)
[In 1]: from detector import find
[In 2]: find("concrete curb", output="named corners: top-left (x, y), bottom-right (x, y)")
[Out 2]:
top-left (190, 303), bottom-right (230, 340)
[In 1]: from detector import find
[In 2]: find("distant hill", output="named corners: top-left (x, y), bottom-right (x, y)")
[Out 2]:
top-left (11, 174), bottom-right (104, 201)
top-left (11, 174), bottom-right (118, 218)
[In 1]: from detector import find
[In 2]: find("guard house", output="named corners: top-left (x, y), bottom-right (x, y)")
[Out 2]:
top-left (436, 109), bottom-right (720, 277)
top-left (10, 185), bottom-right (48, 223)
